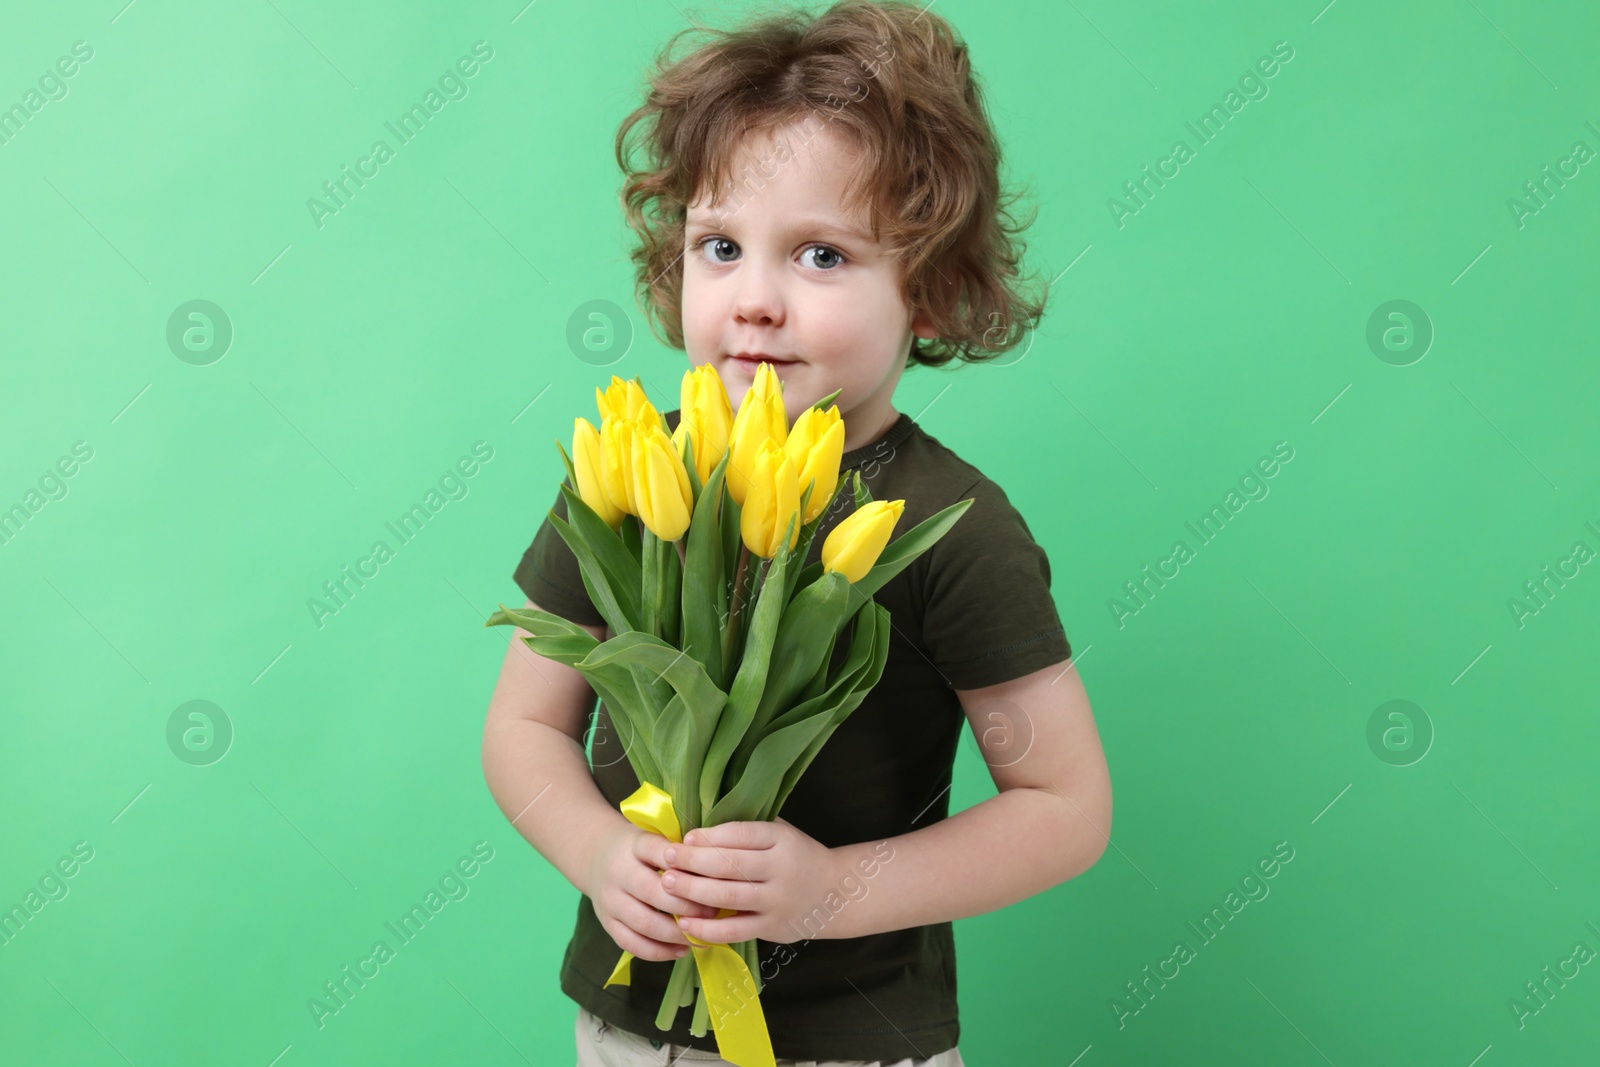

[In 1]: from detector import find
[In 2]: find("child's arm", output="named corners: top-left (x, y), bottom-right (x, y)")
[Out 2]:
top-left (481, 598), bottom-right (718, 960)
top-left (664, 658), bottom-right (1110, 944)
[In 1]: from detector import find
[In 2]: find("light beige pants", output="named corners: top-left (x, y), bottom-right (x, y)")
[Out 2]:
top-left (575, 1006), bottom-right (967, 1067)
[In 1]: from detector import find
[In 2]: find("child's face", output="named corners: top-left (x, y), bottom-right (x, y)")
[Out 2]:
top-left (681, 121), bottom-right (935, 433)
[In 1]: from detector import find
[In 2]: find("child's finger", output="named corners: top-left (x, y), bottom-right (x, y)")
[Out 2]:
top-left (636, 868), bottom-right (719, 920)
top-left (667, 840), bottom-right (769, 882)
top-left (675, 910), bottom-right (754, 946)
top-left (607, 902), bottom-right (692, 960)
top-left (664, 871), bottom-right (765, 919)
top-left (685, 821), bottom-right (777, 849)
top-left (660, 888), bottom-right (721, 920)
top-left (621, 895), bottom-right (701, 949)
top-left (631, 829), bottom-right (675, 871)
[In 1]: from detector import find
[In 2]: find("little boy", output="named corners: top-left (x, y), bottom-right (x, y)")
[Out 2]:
top-left (482, 2), bottom-right (1111, 1063)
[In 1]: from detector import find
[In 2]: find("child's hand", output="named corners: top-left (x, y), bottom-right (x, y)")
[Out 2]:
top-left (661, 817), bottom-right (842, 945)
top-left (586, 823), bottom-right (723, 962)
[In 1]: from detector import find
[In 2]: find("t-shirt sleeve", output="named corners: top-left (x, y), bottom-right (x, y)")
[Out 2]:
top-left (511, 484), bottom-right (606, 628)
top-left (918, 475), bottom-right (1072, 690)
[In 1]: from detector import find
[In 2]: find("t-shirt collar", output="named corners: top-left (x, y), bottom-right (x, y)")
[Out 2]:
top-left (840, 411), bottom-right (915, 469)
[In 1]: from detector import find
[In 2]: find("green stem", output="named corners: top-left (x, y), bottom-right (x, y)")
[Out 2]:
top-left (742, 939), bottom-right (762, 993)
top-left (642, 528), bottom-right (660, 640)
top-left (690, 967), bottom-right (712, 1035)
top-left (657, 952), bottom-right (695, 1030)
top-left (721, 544), bottom-right (751, 680)
top-left (735, 555), bottom-right (769, 668)
top-left (680, 953), bottom-right (700, 1007)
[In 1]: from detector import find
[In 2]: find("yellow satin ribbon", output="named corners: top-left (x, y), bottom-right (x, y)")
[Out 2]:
top-left (602, 781), bottom-right (776, 1067)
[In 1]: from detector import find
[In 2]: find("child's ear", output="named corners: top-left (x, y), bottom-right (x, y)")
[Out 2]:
top-left (910, 310), bottom-right (937, 340)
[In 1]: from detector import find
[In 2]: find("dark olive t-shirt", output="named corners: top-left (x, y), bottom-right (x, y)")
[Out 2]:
top-left (511, 407), bottom-right (1072, 1062)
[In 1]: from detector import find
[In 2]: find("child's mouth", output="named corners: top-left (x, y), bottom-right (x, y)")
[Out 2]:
top-left (728, 354), bottom-right (798, 373)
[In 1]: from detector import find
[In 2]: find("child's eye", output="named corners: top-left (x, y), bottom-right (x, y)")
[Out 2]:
top-left (693, 236), bottom-right (741, 264)
top-left (801, 244), bottom-right (846, 271)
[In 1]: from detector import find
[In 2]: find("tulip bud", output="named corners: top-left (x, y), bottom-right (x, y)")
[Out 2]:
top-left (675, 364), bottom-right (734, 485)
top-left (599, 416), bottom-right (636, 517)
top-left (595, 376), bottom-right (626, 423)
top-left (822, 499), bottom-right (904, 583)
top-left (597, 376), bottom-right (669, 435)
top-left (573, 417), bottom-right (625, 529)
top-left (783, 405), bottom-right (845, 524)
top-left (740, 439), bottom-right (802, 559)
top-left (725, 362), bottom-right (788, 506)
top-left (630, 422), bottom-right (693, 542)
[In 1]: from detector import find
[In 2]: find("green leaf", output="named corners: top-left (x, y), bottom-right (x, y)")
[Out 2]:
top-left (653, 693), bottom-right (708, 828)
top-left (659, 531), bottom-right (682, 648)
top-left (579, 631), bottom-right (728, 823)
top-left (851, 469), bottom-right (873, 508)
top-left (706, 713), bottom-right (833, 825)
top-left (484, 603), bottom-right (598, 650)
top-left (545, 511), bottom-right (637, 638)
top-left (795, 479), bottom-right (816, 532)
top-left (698, 514), bottom-right (796, 817)
top-left (811, 388), bottom-right (842, 412)
top-left (680, 432), bottom-right (704, 502)
top-left (619, 514), bottom-right (642, 568)
top-left (791, 558), bottom-right (824, 593)
top-left (515, 631), bottom-right (601, 667)
top-left (585, 672), bottom-right (664, 789)
top-left (721, 484), bottom-right (741, 563)
top-left (794, 651), bottom-right (831, 707)
top-left (720, 491), bottom-right (745, 675)
top-left (756, 597), bottom-right (880, 740)
top-left (486, 609), bottom-right (686, 791)
top-left (482, 604), bottom-right (661, 781)
top-left (682, 450), bottom-right (732, 688)
top-left (556, 438), bottom-right (579, 493)
top-left (555, 481), bottom-right (645, 630)
top-left (784, 475), bottom-right (851, 604)
top-left (641, 526), bottom-right (661, 640)
top-left (767, 601), bottom-right (890, 819)
top-left (724, 570), bottom-right (854, 786)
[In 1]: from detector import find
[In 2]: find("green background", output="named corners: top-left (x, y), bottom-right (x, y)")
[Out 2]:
top-left (3, 0), bottom-right (1597, 1063)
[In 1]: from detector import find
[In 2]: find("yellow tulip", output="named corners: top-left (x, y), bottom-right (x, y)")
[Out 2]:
top-left (822, 499), bottom-right (905, 583)
top-left (725, 361), bottom-right (788, 506)
top-left (675, 363), bottom-right (734, 484)
top-left (596, 376), bottom-right (669, 435)
top-left (599, 415), bottom-right (636, 517)
top-left (630, 422), bottom-right (693, 541)
top-left (670, 414), bottom-right (716, 489)
top-left (594, 376), bottom-right (638, 422)
top-left (782, 405), bottom-right (844, 524)
top-left (740, 439), bottom-right (802, 559)
top-left (622, 418), bottom-right (646, 516)
top-left (573, 417), bottom-right (625, 529)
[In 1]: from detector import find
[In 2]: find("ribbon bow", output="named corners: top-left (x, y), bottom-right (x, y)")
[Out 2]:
top-left (602, 781), bottom-right (776, 1067)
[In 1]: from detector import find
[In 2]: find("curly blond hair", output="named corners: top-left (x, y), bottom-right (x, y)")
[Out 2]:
top-left (614, 0), bottom-right (1046, 369)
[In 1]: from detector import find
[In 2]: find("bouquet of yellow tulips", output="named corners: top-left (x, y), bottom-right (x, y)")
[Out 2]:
top-left (486, 362), bottom-right (971, 1067)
